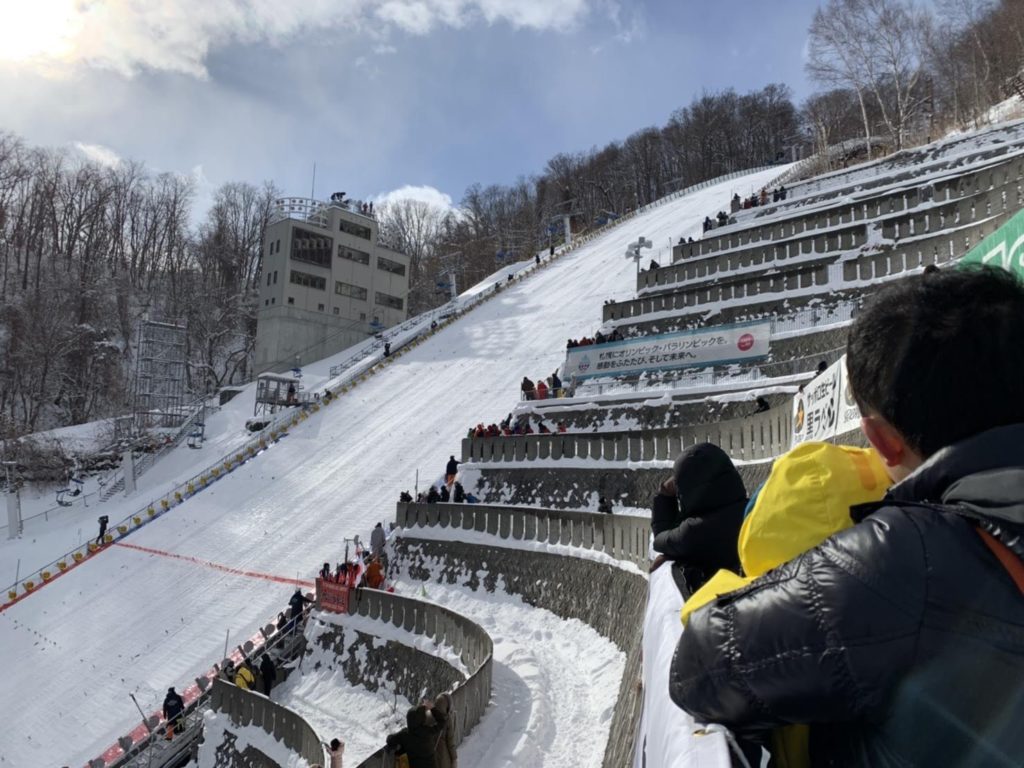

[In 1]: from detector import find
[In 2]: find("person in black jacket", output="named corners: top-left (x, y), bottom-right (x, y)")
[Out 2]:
top-left (445, 455), bottom-right (460, 484)
top-left (650, 443), bottom-right (746, 595)
top-left (672, 266), bottom-right (1024, 767)
top-left (163, 687), bottom-right (185, 739)
top-left (259, 654), bottom-right (276, 696)
top-left (288, 588), bottom-right (313, 633)
top-left (386, 702), bottom-right (448, 768)
top-left (426, 486), bottom-right (440, 504)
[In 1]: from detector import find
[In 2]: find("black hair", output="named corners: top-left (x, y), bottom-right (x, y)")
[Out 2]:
top-left (330, 738), bottom-right (341, 750)
top-left (846, 265), bottom-right (1024, 456)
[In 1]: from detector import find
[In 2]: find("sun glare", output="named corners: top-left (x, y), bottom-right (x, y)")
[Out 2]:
top-left (0, 0), bottom-right (81, 65)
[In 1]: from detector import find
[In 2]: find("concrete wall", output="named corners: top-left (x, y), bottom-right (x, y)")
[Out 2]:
top-left (306, 616), bottom-right (465, 704)
top-left (463, 403), bottom-right (793, 467)
top-left (207, 678), bottom-right (327, 767)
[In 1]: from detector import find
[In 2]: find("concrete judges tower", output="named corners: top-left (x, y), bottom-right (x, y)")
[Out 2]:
top-left (254, 193), bottom-right (411, 371)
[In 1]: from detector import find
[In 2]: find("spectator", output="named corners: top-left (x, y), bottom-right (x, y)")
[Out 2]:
top-left (431, 320), bottom-right (438, 330)
top-left (234, 660), bottom-right (255, 690)
top-left (328, 738), bottom-right (345, 768)
top-left (730, 193), bottom-right (741, 213)
top-left (551, 371), bottom-right (563, 396)
top-left (759, 187), bottom-right (769, 206)
top-left (672, 267), bottom-right (1024, 766)
top-left (716, 211), bottom-right (728, 226)
top-left (365, 557), bottom-right (385, 589)
top-left (96, 515), bottom-right (108, 546)
top-left (384, 342), bottom-right (391, 357)
top-left (287, 382), bottom-right (297, 405)
top-left (288, 588), bottom-right (313, 633)
top-left (453, 482), bottom-right (466, 503)
top-left (259, 653), bottom-right (277, 696)
top-left (465, 492), bottom-right (480, 503)
top-left (597, 496), bottom-right (613, 514)
top-left (779, 184), bottom-right (787, 200)
top-left (433, 693), bottom-right (458, 768)
top-left (754, 396), bottom-right (770, 413)
top-left (426, 486), bottom-right (440, 504)
top-left (650, 443), bottom-right (747, 594)
top-left (386, 702), bottom-right (448, 768)
top-left (816, 359), bottom-right (828, 375)
top-left (535, 253), bottom-right (540, 266)
top-left (439, 484), bottom-right (450, 502)
top-left (538, 421), bottom-right (551, 434)
top-left (319, 562), bottom-right (331, 581)
top-left (399, 491), bottom-right (413, 503)
top-left (521, 376), bottom-right (536, 400)
top-left (371, 522), bottom-right (386, 558)
top-left (649, 258), bottom-right (658, 271)
top-left (536, 378), bottom-right (549, 400)
top-left (163, 687), bottom-right (185, 740)
top-left (703, 216), bottom-right (714, 232)
top-left (557, 421), bottom-right (568, 433)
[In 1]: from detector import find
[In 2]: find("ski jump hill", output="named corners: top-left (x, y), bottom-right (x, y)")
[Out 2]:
top-left (2, 118), bottom-right (1023, 768)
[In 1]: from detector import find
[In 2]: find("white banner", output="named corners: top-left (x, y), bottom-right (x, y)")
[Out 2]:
top-left (563, 321), bottom-right (770, 381)
top-left (791, 355), bottom-right (863, 444)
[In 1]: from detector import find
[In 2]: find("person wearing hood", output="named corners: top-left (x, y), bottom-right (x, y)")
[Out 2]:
top-left (433, 693), bottom-right (457, 768)
top-left (650, 442), bottom-right (747, 595)
top-left (426, 486), bottom-right (440, 504)
top-left (163, 687), bottom-right (185, 739)
top-left (386, 702), bottom-right (448, 768)
top-left (259, 653), bottom-right (277, 696)
top-left (672, 267), bottom-right (1024, 767)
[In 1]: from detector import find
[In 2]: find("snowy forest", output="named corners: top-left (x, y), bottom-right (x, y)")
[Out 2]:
top-left (0, 0), bottom-right (1021, 437)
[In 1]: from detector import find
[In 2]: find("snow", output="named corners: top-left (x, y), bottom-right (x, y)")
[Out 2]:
top-left (0, 165), bottom-right (786, 768)
top-left (392, 578), bottom-right (625, 768)
top-left (399, 525), bottom-right (648, 576)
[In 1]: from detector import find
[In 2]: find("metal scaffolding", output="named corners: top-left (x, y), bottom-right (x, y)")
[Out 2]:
top-left (132, 319), bottom-right (188, 431)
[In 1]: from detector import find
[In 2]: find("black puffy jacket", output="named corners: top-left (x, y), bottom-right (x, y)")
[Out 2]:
top-left (386, 705), bottom-right (448, 768)
top-left (671, 424), bottom-right (1024, 767)
top-left (652, 443), bottom-right (747, 592)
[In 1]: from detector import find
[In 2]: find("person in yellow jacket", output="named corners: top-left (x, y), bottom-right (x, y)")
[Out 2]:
top-left (234, 660), bottom-right (255, 691)
top-left (681, 442), bottom-right (891, 768)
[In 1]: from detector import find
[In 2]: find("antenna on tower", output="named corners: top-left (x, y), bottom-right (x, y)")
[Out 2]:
top-left (311, 162), bottom-right (317, 201)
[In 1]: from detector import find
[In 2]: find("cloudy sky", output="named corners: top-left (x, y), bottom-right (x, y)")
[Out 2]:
top-left (0, 1), bottom-right (815, 213)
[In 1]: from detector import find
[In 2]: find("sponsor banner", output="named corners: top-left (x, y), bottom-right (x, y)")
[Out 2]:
top-left (563, 321), bottom-right (770, 381)
top-left (792, 355), bottom-right (863, 445)
top-left (959, 208), bottom-right (1024, 278)
top-left (317, 579), bottom-right (351, 614)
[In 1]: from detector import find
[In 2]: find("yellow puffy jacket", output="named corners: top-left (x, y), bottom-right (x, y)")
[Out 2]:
top-left (234, 665), bottom-right (255, 691)
top-left (681, 442), bottom-right (891, 768)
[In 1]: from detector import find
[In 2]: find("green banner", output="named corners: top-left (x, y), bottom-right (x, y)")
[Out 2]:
top-left (959, 208), bottom-right (1024, 277)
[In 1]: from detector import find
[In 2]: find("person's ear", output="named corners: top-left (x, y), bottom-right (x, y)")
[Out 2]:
top-left (861, 415), bottom-right (917, 480)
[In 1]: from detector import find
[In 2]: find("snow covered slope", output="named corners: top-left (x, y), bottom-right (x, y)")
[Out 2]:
top-left (0, 166), bottom-right (785, 767)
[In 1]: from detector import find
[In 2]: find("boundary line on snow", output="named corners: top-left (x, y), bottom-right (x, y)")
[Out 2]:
top-left (114, 542), bottom-right (315, 588)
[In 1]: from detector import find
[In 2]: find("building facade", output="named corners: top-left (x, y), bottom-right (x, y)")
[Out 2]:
top-left (254, 196), bottom-right (410, 372)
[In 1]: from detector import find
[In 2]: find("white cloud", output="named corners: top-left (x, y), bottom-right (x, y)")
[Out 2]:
top-left (1, 0), bottom-right (592, 78)
top-left (72, 141), bottom-right (122, 167)
top-left (373, 184), bottom-right (455, 211)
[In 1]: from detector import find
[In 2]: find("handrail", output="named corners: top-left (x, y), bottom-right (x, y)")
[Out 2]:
top-left (396, 501), bottom-right (651, 570)
top-left (208, 678), bottom-right (327, 767)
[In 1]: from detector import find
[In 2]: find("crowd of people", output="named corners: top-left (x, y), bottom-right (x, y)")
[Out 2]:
top-left (652, 266), bottom-right (1024, 766)
top-left (520, 371), bottom-right (564, 399)
top-left (468, 412), bottom-right (568, 438)
top-left (565, 329), bottom-right (623, 349)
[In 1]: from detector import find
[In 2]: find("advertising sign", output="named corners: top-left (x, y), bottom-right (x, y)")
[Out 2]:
top-left (563, 321), bottom-right (770, 381)
top-left (959, 208), bottom-right (1024, 278)
top-left (316, 579), bottom-right (350, 614)
top-left (792, 355), bottom-right (863, 444)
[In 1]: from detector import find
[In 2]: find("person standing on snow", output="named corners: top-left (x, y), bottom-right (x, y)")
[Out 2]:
top-left (96, 515), bottom-right (109, 545)
top-left (288, 588), bottom-right (313, 633)
top-left (445, 455), bottom-right (460, 484)
top-left (433, 693), bottom-right (458, 768)
top-left (259, 653), bottom-right (277, 696)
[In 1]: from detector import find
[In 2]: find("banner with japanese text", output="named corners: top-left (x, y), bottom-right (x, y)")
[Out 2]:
top-left (563, 321), bottom-right (770, 381)
top-left (792, 355), bottom-right (863, 444)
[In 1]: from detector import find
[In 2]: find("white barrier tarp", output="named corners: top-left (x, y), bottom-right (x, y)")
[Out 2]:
top-left (634, 567), bottom-right (732, 768)
top-left (565, 321), bottom-right (770, 381)
top-left (791, 355), bottom-right (862, 444)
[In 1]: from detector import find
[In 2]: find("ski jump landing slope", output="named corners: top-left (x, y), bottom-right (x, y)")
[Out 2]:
top-left (0, 167), bottom-right (784, 767)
